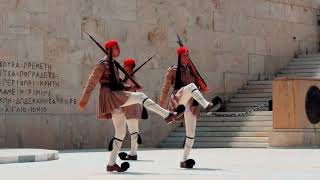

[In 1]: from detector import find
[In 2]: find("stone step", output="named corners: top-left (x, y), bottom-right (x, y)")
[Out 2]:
top-left (229, 97), bottom-right (270, 102)
top-left (196, 121), bottom-right (272, 127)
top-left (226, 102), bottom-right (269, 107)
top-left (203, 111), bottom-right (272, 116)
top-left (159, 142), bottom-right (269, 148)
top-left (225, 106), bottom-right (269, 112)
top-left (280, 69), bottom-right (320, 73)
top-left (284, 65), bottom-right (320, 70)
top-left (288, 61), bottom-right (320, 66)
top-left (247, 80), bottom-right (272, 85)
top-left (298, 54), bottom-right (320, 58)
top-left (238, 89), bottom-right (272, 94)
top-left (243, 85), bottom-right (272, 89)
top-left (233, 93), bottom-right (272, 98)
top-left (169, 131), bottom-right (271, 137)
top-left (175, 126), bottom-right (272, 132)
top-left (163, 136), bottom-right (269, 143)
top-left (200, 115), bottom-right (272, 122)
top-left (292, 57), bottom-right (320, 61)
top-left (277, 72), bottom-right (320, 77)
top-left (285, 64), bottom-right (320, 69)
top-left (285, 65), bottom-right (320, 70)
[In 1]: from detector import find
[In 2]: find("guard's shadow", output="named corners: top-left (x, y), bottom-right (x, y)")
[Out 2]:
top-left (96, 172), bottom-right (159, 175)
top-left (133, 160), bottom-right (155, 162)
top-left (179, 168), bottom-right (223, 171)
top-left (96, 169), bottom-right (222, 176)
top-left (114, 172), bottom-right (157, 175)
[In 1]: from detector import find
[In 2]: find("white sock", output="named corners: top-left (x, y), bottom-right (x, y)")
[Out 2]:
top-left (108, 112), bottom-right (126, 166)
top-left (130, 132), bottom-right (139, 156)
top-left (108, 138), bottom-right (123, 165)
top-left (182, 111), bottom-right (197, 161)
top-left (122, 92), bottom-right (170, 118)
top-left (182, 136), bottom-right (194, 161)
top-left (190, 88), bottom-right (210, 108)
top-left (142, 98), bottom-right (170, 118)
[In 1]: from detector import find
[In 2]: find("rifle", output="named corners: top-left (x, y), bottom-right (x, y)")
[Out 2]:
top-left (107, 48), bottom-right (124, 90)
top-left (84, 32), bottom-right (141, 89)
top-left (177, 34), bottom-right (184, 47)
top-left (176, 34), bottom-right (208, 93)
top-left (123, 52), bottom-right (157, 82)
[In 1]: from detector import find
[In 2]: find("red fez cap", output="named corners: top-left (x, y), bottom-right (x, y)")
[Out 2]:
top-left (104, 39), bottom-right (119, 49)
top-left (123, 58), bottom-right (136, 66)
top-left (177, 47), bottom-right (189, 56)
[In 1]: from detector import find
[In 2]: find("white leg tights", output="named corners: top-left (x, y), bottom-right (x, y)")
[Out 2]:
top-left (126, 119), bottom-right (140, 156)
top-left (182, 111), bottom-right (197, 161)
top-left (121, 92), bottom-right (170, 118)
top-left (108, 111), bottom-right (126, 166)
top-left (178, 83), bottom-right (210, 108)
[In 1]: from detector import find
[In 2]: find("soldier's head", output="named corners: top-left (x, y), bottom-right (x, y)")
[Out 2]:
top-left (104, 39), bottom-right (120, 57)
top-left (177, 47), bottom-right (189, 65)
top-left (123, 58), bottom-right (136, 74)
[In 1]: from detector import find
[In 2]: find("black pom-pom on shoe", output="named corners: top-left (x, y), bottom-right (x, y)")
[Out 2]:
top-left (180, 159), bottom-right (196, 169)
top-left (176, 105), bottom-right (186, 113)
top-left (186, 159), bottom-right (195, 168)
top-left (118, 152), bottom-right (128, 160)
top-left (206, 96), bottom-right (223, 112)
top-left (212, 96), bottom-right (223, 110)
top-left (121, 162), bottom-right (130, 171)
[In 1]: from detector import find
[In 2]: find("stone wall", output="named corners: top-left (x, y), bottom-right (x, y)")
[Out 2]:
top-left (0, 0), bottom-right (319, 149)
